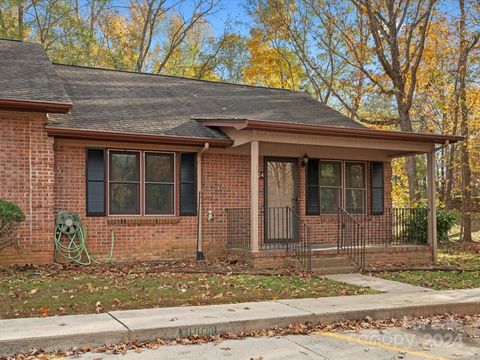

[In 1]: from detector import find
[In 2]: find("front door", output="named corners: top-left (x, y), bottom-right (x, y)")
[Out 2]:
top-left (265, 158), bottom-right (298, 243)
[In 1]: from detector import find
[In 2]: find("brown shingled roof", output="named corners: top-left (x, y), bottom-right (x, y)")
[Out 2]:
top-left (47, 63), bottom-right (365, 140)
top-left (0, 38), bottom-right (71, 112)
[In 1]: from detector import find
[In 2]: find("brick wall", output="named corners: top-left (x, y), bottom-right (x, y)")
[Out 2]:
top-left (0, 110), bottom-right (55, 265)
top-left (298, 160), bottom-right (393, 245)
top-left (53, 144), bottom-right (251, 261)
top-left (0, 117), bottom-right (411, 266)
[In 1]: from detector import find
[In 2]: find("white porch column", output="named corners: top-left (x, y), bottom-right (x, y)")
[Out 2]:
top-left (250, 140), bottom-right (259, 252)
top-left (427, 150), bottom-right (437, 263)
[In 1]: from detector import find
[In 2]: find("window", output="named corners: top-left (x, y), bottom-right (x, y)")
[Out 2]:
top-left (306, 160), bottom-right (367, 215)
top-left (345, 162), bottom-right (366, 214)
top-left (319, 161), bottom-right (342, 214)
top-left (87, 149), bottom-right (177, 216)
top-left (371, 162), bottom-right (384, 215)
top-left (86, 149), bottom-right (106, 216)
top-left (145, 152), bottom-right (174, 215)
top-left (180, 153), bottom-right (197, 215)
top-left (109, 151), bottom-right (140, 215)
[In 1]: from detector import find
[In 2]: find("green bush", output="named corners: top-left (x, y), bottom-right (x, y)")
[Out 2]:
top-left (0, 200), bottom-right (26, 251)
top-left (436, 209), bottom-right (458, 242)
top-left (397, 206), bottom-right (458, 245)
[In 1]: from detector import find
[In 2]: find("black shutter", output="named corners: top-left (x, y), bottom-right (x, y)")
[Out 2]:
top-left (371, 162), bottom-right (384, 215)
top-left (86, 149), bottom-right (106, 216)
top-left (180, 153), bottom-right (197, 216)
top-left (306, 159), bottom-right (320, 215)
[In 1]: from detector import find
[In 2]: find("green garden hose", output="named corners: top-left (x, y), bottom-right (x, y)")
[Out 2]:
top-left (54, 212), bottom-right (97, 265)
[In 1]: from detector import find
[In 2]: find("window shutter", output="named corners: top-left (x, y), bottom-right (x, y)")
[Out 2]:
top-left (371, 162), bottom-right (384, 215)
top-left (86, 149), bottom-right (106, 216)
top-left (180, 153), bottom-right (197, 216)
top-left (306, 159), bottom-right (320, 215)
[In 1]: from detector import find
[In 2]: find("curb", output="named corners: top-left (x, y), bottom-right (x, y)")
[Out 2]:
top-left (1, 289), bottom-right (480, 355)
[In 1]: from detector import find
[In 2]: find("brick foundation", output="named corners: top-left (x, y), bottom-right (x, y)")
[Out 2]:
top-left (228, 246), bottom-right (433, 269)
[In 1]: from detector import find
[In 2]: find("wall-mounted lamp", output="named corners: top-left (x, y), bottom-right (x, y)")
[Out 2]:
top-left (302, 154), bottom-right (309, 167)
top-left (258, 171), bottom-right (264, 179)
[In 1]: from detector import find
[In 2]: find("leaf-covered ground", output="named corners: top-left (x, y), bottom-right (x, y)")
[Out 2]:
top-left (375, 248), bottom-right (480, 290)
top-left (0, 260), bottom-right (377, 319)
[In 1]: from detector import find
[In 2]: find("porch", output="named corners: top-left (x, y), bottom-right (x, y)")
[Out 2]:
top-left (194, 119), bottom-right (457, 272)
top-left (225, 206), bottom-right (432, 272)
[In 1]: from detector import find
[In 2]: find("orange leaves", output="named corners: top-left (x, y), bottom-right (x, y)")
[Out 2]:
top-left (243, 28), bottom-right (303, 89)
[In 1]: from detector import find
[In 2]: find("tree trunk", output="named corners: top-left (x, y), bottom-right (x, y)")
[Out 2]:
top-left (458, 0), bottom-right (472, 242)
top-left (396, 99), bottom-right (420, 204)
top-left (17, 2), bottom-right (24, 40)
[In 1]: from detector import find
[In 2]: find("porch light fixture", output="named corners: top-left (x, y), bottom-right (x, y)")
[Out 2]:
top-left (302, 154), bottom-right (309, 167)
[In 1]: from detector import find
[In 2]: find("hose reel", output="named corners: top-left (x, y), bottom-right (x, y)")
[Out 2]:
top-left (54, 211), bottom-right (95, 265)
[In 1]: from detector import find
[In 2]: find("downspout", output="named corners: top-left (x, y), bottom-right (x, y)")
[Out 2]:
top-left (196, 142), bottom-right (209, 260)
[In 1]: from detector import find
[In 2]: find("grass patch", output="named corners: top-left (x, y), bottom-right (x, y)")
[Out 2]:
top-left (0, 264), bottom-right (377, 319)
top-left (438, 250), bottom-right (480, 269)
top-left (378, 270), bottom-right (480, 290)
top-left (376, 248), bottom-right (480, 290)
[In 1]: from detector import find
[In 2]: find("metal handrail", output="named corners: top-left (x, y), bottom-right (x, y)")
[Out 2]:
top-left (287, 207), bottom-right (312, 271)
top-left (337, 207), bottom-right (366, 271)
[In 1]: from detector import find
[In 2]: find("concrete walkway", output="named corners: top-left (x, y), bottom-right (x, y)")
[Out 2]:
top-left (1, 288), bottom-right (480, 356)
top-left (325, 273), bottom-right (434, 293)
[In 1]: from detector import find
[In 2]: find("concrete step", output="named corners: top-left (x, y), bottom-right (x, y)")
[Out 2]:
top-left (312, 266), bottom-right (358, 275)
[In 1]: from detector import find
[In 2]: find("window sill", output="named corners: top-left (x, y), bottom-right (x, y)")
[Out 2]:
top-left (107, 217), bottom-right (180, 226)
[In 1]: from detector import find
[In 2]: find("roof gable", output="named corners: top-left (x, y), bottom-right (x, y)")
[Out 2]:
top-left (0, 39), bottom-right (71, 111)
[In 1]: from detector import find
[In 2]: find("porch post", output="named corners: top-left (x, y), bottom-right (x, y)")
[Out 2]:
top-left (250, 140), bottom-right (259, 252)
top-left (427, 150), bottom-right (437, 263)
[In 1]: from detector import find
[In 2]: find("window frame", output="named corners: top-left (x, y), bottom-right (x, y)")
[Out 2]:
top-left (305, 159), bottom-right (368, 216)
top-left (106, 149), bottom-right (176, 217)
top-left (344, 161), bottom-right (367, 214)
top-left (108, 150), bottom-right (141, 216)
top-left (318, 160), bottom-right (343, 215)
top-left (143, 151), bottom-right (176, 216)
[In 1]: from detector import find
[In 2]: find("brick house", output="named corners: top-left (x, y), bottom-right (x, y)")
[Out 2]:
top-left (0, 39), bottom-right (462, 271)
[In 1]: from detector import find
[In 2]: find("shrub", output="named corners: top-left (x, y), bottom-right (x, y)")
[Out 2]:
top-left (0, 200), bottom-right (26, 252)
top-left (398, 206), bottom-right (458, 245)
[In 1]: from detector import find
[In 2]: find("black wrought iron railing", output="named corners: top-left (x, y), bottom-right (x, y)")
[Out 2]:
top-left (337, 207), bottom-right (429, 270)
top-left (226, 206), bottom-right (427, 271)
top-left (226, 208), bottom-right (251, 251)
top-left (265, 207), bottom-right (297, 243)
top-left (226, 207), bottom-right (311, 270)
top-left (337, 208), bottom-right (366, 270)
top-left (339, 207), bottom-right (429, 246)
top-left (288, 208), bottom-right (312, 271)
